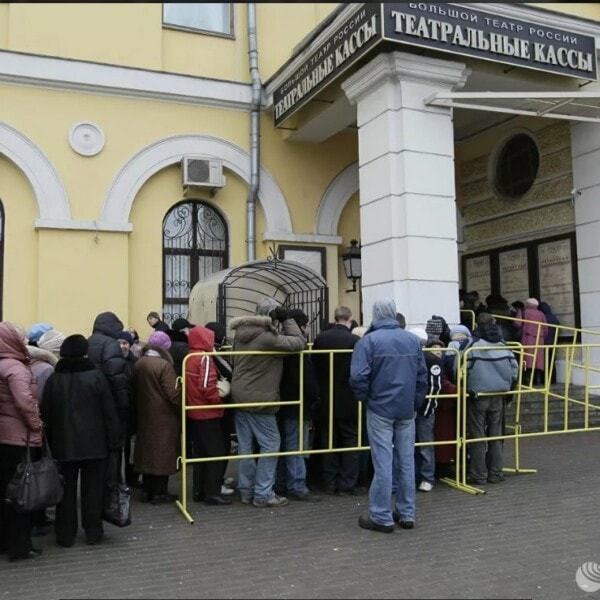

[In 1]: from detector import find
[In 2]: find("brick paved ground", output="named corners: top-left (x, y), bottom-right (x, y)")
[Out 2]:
top-left (1, 431), bottom-right (599, 600)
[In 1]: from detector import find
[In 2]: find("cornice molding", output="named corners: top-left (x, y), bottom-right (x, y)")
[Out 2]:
top-left (342, 52), bottom-right (470, 105)
top-left (0, 50), bottom-right (254, 110)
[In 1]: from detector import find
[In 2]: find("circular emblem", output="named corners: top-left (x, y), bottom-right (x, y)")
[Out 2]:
top-left (431, 364), bottom-right (441, 376)
top-left (68, 122), bottom-right (105, 156)
top-left (576, 562), bottom-right (600, 593)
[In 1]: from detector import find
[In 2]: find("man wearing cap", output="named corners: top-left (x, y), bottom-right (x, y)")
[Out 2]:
top-left (229, 297), bottom-right (306, 508)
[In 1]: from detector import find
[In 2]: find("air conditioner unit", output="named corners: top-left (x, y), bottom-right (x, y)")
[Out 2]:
top-left (181, 157), bottom-right (225, 189)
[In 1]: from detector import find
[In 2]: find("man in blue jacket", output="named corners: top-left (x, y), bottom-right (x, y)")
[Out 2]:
top-left (350, 298), bottom-right (427, 533)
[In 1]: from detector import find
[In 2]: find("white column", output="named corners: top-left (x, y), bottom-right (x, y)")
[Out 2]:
top-left (342, 52), bottom-right (470, 327)
top-left (571, 120), bottom-right (600, 388)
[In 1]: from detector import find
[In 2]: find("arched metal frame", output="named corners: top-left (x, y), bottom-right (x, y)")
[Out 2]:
top-left (162, 200), bottom-right (228, 325)
top-left (218, 258), bottom-right (329, 342)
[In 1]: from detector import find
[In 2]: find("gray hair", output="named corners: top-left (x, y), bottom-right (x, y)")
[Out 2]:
top-left (372, 298), bottom-right (397, 322)
top-left (255, 296), bottom-right (280, 316)
top-left (334, 306), bottom-right (352, 322)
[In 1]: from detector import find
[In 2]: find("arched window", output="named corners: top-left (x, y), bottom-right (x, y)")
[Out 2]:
top-left (162, 200), bottom-right (228, 326)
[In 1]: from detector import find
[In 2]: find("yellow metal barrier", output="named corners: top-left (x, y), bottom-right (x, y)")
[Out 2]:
top-left (173, 328), bottom-right (600, 522)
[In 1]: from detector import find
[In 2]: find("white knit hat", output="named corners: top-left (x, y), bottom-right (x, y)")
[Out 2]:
top-left (526, 298), bottom-right (539, 307)
top-left (38, 329), bottom-right (67, 352)
top-left (407, 327), bottom-right (428, 345)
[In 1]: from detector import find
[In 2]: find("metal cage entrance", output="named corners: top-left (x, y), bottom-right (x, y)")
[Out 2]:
top-left (188, 257), bottom-right (328, 343)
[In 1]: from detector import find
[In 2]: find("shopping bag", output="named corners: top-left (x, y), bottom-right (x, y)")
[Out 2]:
top-left (102, 451), bottom-right (132, 528)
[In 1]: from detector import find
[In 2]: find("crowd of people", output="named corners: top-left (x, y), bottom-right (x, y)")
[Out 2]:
top-left (0, 290), bottom-right (560, 559)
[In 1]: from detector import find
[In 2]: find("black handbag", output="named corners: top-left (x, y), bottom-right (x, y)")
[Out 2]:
top-left (102, 451), bottom-right (131, 528)
top-left (4, 430), bottom-right (64, 513)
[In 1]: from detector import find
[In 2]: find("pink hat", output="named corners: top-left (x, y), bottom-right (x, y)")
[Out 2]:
top-left (148, 330), bottom-right (172, 350)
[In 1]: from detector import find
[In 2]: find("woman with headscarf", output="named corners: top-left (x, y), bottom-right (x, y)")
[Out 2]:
top-left (515, 298), bottom-right (548, 386)
top-left (0, 322), bottom-right (42, 561)
top-left (28, 328), bottom-right (65, 535)
top-left (133, 330), bottom-right (181, 504)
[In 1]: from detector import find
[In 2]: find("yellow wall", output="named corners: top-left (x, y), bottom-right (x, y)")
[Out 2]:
top-left (37, 230), bottom-right (129, 337)
top-left (6, 3), bottom-right (162, 70)
top-left (0, 157), bottom-right (38, 328)
top-left (1, 3), bottom-right (340, 83)
top-left (536, 3), bottom-right (600, 20)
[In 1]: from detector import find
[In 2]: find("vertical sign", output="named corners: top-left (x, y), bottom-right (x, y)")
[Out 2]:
top-left (499, 248), bottom-right (529, 305)
top-left (538, 239), bottom-right (575, 328)
top-left (465, 255), bottom-right (491, 302)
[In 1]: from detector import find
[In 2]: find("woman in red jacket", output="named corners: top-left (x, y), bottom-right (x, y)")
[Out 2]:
top-left (0, 322), bottom-right (43, 561)
top-left (185, 326), bottom-right (231, 506)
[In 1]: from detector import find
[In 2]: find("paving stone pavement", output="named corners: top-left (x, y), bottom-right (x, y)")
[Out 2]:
top-left (1, 431), bottom-right (599, 600)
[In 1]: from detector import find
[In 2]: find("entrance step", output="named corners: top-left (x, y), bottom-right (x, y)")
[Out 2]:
top-left (505, 384), bottom-right (600, 433)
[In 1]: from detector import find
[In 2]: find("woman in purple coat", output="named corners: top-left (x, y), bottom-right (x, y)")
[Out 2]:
top-left (515, 298), bottom-right (548, 386)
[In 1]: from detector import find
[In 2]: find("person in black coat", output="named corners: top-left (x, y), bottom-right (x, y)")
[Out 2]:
top-left (117, 331), bottom-right (140, 487)
top-left (41, 335), bottom-right (122, 547)
top-left (87, 312), bottom-right (130, 430)
top-left (276, 309), bottom-right (321, 502)
top-left (311, 305), bottom-right (362, 495)
top-left (485, 294), bottom-right (519, 343)
top-left (147, 311), bottom-right (171, 333)
top-left (167, 318), bottom-right (193, 378)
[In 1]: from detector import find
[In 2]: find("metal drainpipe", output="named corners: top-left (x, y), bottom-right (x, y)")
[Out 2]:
top-left (246, 3), bottom-right (262, 262)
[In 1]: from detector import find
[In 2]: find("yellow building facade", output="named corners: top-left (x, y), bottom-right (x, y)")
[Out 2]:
top-left (1, 3), bottom-right (600, 343)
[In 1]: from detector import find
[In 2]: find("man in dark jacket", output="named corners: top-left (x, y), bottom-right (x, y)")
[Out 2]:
top-left (350, 298), bottom-right (428, 534)
top-left (87, 312), bottom-right (130, 453)
top-left (276, 309), bottom-right (321, 502)
top-left (312, 305), bottom-right (362, 496)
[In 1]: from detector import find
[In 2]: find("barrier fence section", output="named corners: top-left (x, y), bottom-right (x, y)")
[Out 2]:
top-left (174, 325), bottom-right (600, 523)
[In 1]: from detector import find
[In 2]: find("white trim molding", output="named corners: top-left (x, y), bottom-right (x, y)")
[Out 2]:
top-left (315, 162), bottom-right (359, 237)
top-left (102, 134), bottom-right (293, 233)
top-left (0, 50), bottom-right (253, 111)
top-left (0, 122), bottom-right (71, 222)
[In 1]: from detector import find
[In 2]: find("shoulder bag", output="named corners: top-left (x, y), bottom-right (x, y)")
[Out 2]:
top-left (5, 430), bottom-right (64, 513)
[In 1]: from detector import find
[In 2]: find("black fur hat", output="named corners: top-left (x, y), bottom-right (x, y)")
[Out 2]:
top-left (60, 334), bottom-right (88, 358)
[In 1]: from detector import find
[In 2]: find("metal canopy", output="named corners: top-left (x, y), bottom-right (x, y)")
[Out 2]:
top-left (425, 91), bottom-right (600, 123)
top-left (218, 258), bottom-right (329, 342)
